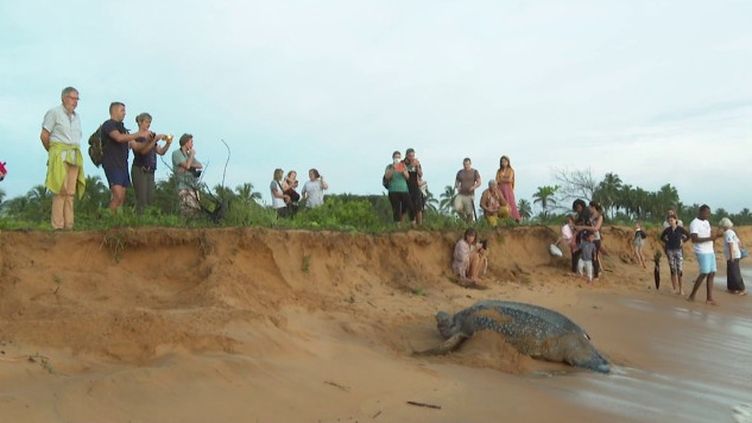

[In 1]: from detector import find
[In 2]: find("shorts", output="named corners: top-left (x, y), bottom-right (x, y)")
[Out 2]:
top-left (578, 259), bottom-right (594, 280)
top-left (695, 252), bottom-right (717, 274)
top-left (485, 214), bottom-right (498, 227)
top-left (633, 237), bottom-right (644, 249)
top-left (453, 194), bottom-right (475, 218)
top-left (103, 165), bottom-right (131, 188)
top-left (666, 249), bottom-right (683, 275)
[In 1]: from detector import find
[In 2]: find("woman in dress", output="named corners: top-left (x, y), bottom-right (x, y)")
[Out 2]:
top-left (495, 155), bottom-right (521, 222)
top-left (282, 170), bottom-right (301, 215)
top-left (720, 217), bottom-right (746, 295)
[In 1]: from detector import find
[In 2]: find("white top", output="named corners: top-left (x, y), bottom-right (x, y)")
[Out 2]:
top-left (42, 105), bottom-right (81, 145)
top-left (724, 229), bottom-right (741, 260)
top-left (689, 218), bottom-right (714, 254)
top-left (303, 179), bottom-right (325, 208)
top-left (561, 224), bottom-right (574, 241)
top-left (270, 180), bottom-right (287, 209)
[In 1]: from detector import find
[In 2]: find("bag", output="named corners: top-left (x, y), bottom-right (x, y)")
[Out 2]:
top-left (382, 175), bottom-right (389, 190)
top-left (549, 243), bottom-right (563, 257)
top-left (87, 125), bottom-right (104, 167)
top-left (741, 248), bottom-right (749, 260)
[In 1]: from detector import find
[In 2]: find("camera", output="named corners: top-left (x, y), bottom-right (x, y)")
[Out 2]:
top-left (190, 169), bottom-right (202, 178)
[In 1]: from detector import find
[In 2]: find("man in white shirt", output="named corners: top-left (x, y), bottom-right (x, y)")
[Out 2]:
top-left (40, 87), bottom-right (85, 230)
top-left (687, 204), bottom-right (721, 305)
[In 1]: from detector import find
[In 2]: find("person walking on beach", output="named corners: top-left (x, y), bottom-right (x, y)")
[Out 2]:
top-left (101, 102), bottom-right (149, 213)
top-left (495, 155), bottom-right (521, 223)
top-left (660, 215), bottom-right (690, 295)
top-left (129, 112), bottom-right (170, 214)
top-left (633, 222), bottom-right (648, 269)
top-left (302, 168), bottom-right (328, 208)
top-left (454, 158), bottom-right (481, 223)
top-left (384, 151), bottom-right (414, 224)
top-left (720, 217), bottom-right (746, 295)
top-left (688, 205), bottom-right (721, 305)
top-left (40, 86), bottom-right (86, 229)
top-left (172, 134), bottom-right (203, 217)
top-left (404, 148), bottom-right (425, 225)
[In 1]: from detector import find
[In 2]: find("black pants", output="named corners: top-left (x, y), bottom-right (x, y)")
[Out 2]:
top-left (388, 192), bottom-right (414, 222)
top-left (571, 249), bottom-right (581, 273)
top-left (727, 259), bottom-right (746, 292)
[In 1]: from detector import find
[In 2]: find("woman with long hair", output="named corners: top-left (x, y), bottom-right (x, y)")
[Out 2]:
top-left (495, 155), bottom-right (521, 222)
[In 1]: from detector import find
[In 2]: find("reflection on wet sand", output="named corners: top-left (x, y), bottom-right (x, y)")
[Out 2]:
top-left (533, 267), bottom-right (752, 423)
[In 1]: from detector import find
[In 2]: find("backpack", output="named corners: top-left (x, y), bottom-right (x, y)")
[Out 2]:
top-left (382, 175), bottom-right (390, 189)
top-left (88, 125), bottom-right (104, 167)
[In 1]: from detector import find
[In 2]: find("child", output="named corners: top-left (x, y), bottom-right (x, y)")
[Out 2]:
top-left (578, 231), bottom-right (596, 283)
top-left (633, 222), bottom-right (647, 269)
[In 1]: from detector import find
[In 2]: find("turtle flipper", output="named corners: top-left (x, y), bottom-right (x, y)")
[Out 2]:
top-left (413, 333), bottom-right (468, 356)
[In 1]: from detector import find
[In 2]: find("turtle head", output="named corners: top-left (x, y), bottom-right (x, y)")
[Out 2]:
top-left (436, 311), bottom-right (454, 339)
top-left (561, 333), bottom-right (611, 374)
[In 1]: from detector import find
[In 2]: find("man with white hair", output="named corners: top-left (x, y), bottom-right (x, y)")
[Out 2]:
top-left (40, 87), bottom-right (86, 229)
top-left (720, 217), bottom-right (746, 295)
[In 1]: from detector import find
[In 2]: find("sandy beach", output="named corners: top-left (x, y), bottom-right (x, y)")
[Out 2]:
top-left (1, 226), bottom-right (750, 422)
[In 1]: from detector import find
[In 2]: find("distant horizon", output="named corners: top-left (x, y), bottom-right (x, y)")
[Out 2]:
top-left (1, 1), bottom-right (750, 213)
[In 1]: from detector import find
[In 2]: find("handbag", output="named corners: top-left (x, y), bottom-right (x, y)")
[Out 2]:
top-left (741, 248), bottom-right (749, 259)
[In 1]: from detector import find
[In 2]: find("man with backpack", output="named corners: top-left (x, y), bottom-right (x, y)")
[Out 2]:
top-left (40, 87), bottom-right (86, 230)
top-left (100, 102), bottom-right (149, 213)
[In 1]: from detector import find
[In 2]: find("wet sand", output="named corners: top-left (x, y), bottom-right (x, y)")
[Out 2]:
top-left (0, 228), bottom-right (750, 422)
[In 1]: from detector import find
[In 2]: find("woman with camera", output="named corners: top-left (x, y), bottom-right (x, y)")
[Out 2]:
top-left (171, 133), bottom-right (203, 217)
top-left (129, 112), bottom-right (172, 214)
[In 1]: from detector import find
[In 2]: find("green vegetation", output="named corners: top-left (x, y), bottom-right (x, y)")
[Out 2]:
top-left (0, 170), bottom-right (749, 232)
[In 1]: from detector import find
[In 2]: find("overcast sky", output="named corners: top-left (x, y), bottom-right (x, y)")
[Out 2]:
top-left (1, 0), bottom-right (750, 212)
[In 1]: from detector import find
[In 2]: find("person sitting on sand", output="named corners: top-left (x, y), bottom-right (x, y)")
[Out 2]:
top-left (452, 228), bottom-right (486, 288)
top-left (688, 205), bottom-right (721, 305)
top-left (468, 240), bottom-right (489, 283)
top-left (660, 216), bottom-right (690, 295)
top-left (577, 231), bottom-right (596, 284)
top-left (720, 217), bottom-right (746, 295)
top-left (633, 222), bottom-right (648, 269)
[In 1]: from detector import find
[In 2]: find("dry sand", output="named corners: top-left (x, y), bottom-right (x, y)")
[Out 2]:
top-left (1, 225), bottom-right (750, 422)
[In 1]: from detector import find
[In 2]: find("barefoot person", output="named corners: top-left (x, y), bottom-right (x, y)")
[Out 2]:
top-left (661, 215), bottom-right (690, 294)
top-left (633, 222), bottom-right (648, 269)
top-left (577, 231), bottom-right (596, 284)
top-left (480, 180), bottom-right (506, 227)
top-left (720, 217), bottom-right (746, 295)
top-left (384, 151), bottom-right (414, 224)
top-left (452, 228), bottom-right (484, 288)
top-left (495, 155), bottom-right (521, 223)
top-left (467, 240), bottom-right (489, 284)
top-left (688, 205), bottom-right (721, 305)
top-left (40, 86), bottom-right (86, 229)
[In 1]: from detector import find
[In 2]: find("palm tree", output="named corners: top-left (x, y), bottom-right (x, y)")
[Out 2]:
top-left (532, 185), bottom-right (559, 217)
top-left (235, 183), bottom-right (262, 205)
top-left (424, 189), bottom-right (439, 213)
top-left (594, 172), bottom-right (622, 217)
top-left (439, 185), bottom-right (457, 215)
top-left (517, 199), bottom-right (533, 220)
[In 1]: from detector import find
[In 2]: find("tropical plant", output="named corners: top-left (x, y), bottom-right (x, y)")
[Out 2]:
top-left (532, 185), bottom-right (559, 217)
top-left (517, 198), bottom-right (533, 220)
top-left (438, 185), bottom-right (457, 215)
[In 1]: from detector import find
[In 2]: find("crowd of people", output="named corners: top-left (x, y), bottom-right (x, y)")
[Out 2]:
top-left (26, 87), bottom-right (752, 300)
top-left (270, 168), bottom-right (328, 218)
